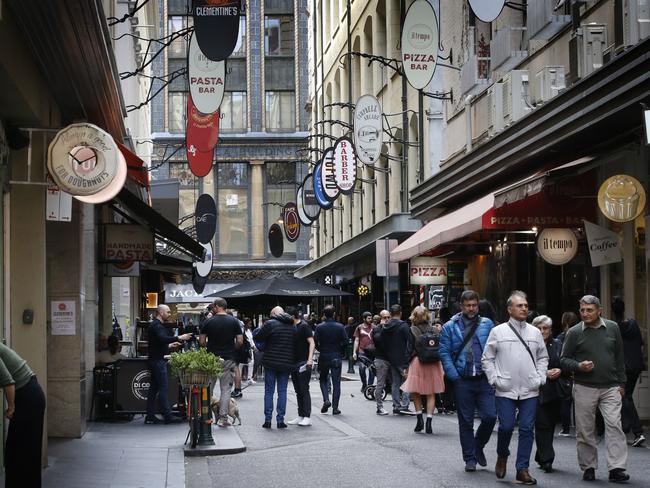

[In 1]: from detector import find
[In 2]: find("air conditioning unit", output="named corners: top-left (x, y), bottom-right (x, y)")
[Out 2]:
top-left (488, 83), bottom-right (505, 136)
top-left (527, 0), bottom-right (571, 40)
top-left (615, 0), bottom-right (650, 49)
top-left (501, 70), bottom-right (531, 127)
top-left (568, 24), bottom-right (608, 84)
top-left (534, 66), bottom-right (566, 103)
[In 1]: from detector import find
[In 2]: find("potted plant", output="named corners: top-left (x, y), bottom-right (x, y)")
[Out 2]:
top-left (169, 348), bottom-right (224, 386)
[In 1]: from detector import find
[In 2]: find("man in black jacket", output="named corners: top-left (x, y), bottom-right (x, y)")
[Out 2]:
top-left (314, 305), bottom-right (348, 415)
top-left (145, 304), bottom-right (192, 424)
top-left (372, 309), bottom-right (392, 415)
top-left (382, 304), bottom-right (413, 414)
top-left (255, 306), bottom-right (296, 428)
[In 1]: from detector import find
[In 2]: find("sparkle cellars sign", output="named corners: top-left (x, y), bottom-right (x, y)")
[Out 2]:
top-left (401, 0), bottom-right (439, 90)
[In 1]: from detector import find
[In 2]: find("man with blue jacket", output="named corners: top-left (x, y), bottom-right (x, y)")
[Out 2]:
top-left (439, 290), bottom-right (496, 473)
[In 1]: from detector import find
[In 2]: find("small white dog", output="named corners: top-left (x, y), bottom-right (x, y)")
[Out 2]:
top-left (210, 395), bottom-right (241, 425)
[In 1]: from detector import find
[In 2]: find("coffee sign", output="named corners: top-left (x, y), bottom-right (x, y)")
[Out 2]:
top-left (354, 95), bottom-right (383, 164)
top-left (333, 137), bottom-right (357, 195)
top-left (583, 220), bottom-right (622, 267)
top-left (537, 228), bottom-right (578, 265)
top-left (409, 257), bottom-right (448, 285)
top-left (188, 33), bottom-right (225, 115)
top-left (282, 202), bottom-right (300, 242)
top-left (192, 0), bottom-right (241, 62)
top-left (401, 0), bottom-right (439, 90)
top-left (48, 123), bottom-right (120, 196)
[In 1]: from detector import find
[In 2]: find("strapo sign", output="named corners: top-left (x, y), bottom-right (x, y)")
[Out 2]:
top-left (401, 0), bottom-right (439, 90)
top-left (409, 257), bottom-right (447, 285)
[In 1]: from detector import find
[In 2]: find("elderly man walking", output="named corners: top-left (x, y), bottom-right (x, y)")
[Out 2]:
top-left (560, 295), bottom-right (630, 483)
top-left (482, 291), bottom-right (548, 485)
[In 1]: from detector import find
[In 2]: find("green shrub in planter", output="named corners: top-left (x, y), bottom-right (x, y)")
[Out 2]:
top-left (169, 348), bottom-right (224, 386)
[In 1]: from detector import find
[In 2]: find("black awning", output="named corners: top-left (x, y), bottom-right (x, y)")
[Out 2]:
top-left (113, 188), bottom-right (204, 260)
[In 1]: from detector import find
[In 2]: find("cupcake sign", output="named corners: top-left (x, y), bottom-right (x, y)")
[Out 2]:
top-left (597, 175), bottom-right (646, 222)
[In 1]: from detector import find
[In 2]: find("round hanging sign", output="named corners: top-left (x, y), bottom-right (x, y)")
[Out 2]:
top-left (597, 174), bottom-right (646, 223)
top-left (194, 193), bottom-right (217, 244)
top-left (74, 147), bottom-right (127, 204)
top-left (321, 147), bottom-right (340, 201)
top-left (194, 242), bottom-right (213, 278)
top-left (296, 185), bottom-right (313, 226)
top-left (188, 33), bottom-right (226, 115)
top-left (401, 0), bottom-right (439, 90)
top-left (192, 0), bottom-right (241, 62)
top-left (282, 202), bottom-right (301, 242)
top-left (333, 137), bottom-right (357, 195)
top-left (312, 162), bottom-right (333, 209)
top-left (468, 0), bottom-right (506, 23)
top-left (47, 123), bottom-right (120, 196)
top-left (354, 95), bottom-right (383, 164)
top-left (537, 228), bottom-right (578, 266)
top-left (301, 174), bottom-right (321, 220)
top-left (186, 94), bottom-right (219, 153)
top-left (192, 267), bottom-right (207, 294)
top-left (268, 223), bottom-right (284, 258)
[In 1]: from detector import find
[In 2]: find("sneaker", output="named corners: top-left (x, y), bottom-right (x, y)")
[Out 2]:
top-left (583, 468), bottom-right (596, 481)
top-left (287, 417), bottom-right (304, 425)
top-left (332, 408), bottom-right (341, 415)
top-left (144, 416), bottom-right (162, 425)
top-left (321, 401), bottom-right (331, 413)
top-left (608, 468), bottom-right (630, 483)
top-left (465, 461), bottom-right (477, 472)
top-left (399, 408), bottom-right (416, 415)
top-left (632, 434), bottom-right (646, 447)
top-left (216, 417), bottom-right (231, 427)
top-left (298, 417), bottom-right (312, 426)
top-left (377, 407), bottom-right (389, 416)
top-left (559, 429), bottom-right (571, 437)
top-left (262, 421), bottom-right (272, 429)
top-left (248, 379), bottom-right (257, 385)
top-left (231, 389), bottom-right (243, 399)
top-left (277, 422), bottom-right (288, 429)
top-left (393, 408), bottom-right (402, 415)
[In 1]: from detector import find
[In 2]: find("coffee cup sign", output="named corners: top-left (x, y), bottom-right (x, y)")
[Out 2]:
top-left (537, 228), bottom-right (578, 265)
top-left (401, 0), bottom-right (439, 90)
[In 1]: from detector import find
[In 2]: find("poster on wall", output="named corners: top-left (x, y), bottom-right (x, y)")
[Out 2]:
top-left (282, 202), bottom-right (301, 242)
top-left (188, 33), bottom-right (226, 114)
top-left (51, 300), bottom-right (76, 336)
top-left (333, 137), bottom-right (357, 195)
top-left (321, 147), bottom-right (340, 201)
top-left (584, 220), bottom-right (622, 267)
top-left (354, 95), bottom-right (383, 164)
top-left (192, 0), bottom-right (241, 61)
top-left (536, 228), bottom-right (578, 265)
top-left (401, 0), bottom-right (439, 90)
top-left (427, 285), bottom-right (446, 311)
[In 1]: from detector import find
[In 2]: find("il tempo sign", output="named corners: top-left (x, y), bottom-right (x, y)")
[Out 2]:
top-left (537, 228), bottom-right (578, 265)
top-left (409, 257), bottom-right (447, 285)
top-left (104, 224), bottom-right (154, 262)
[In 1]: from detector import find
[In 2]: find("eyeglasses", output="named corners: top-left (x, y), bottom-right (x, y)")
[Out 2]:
top-left (579, 308), bottom-right (598, 314)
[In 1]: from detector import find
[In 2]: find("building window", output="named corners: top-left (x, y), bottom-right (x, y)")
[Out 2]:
top-left (232, 16), bottom-right (247, 57)
top-left (220, 92), bottom-right (247, 132)
top-left (265, 16), bottom-right (294, 56)
top-left (168, 16), bottom-right (192, 58)
top-left (216, 163), bottom-right (249, 255)
top-left (266, 162), bottom-right (297, 255)
top-left (265, 91), bottom-right (295, 131)
top-left (168, 92), bottom-right (187, 133)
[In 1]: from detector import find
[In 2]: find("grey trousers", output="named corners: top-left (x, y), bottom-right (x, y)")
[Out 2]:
top-left (374, 358), bottom-right (410, 409)
top-left (217, 359), bottom-right (237, 418)
top-left (573, 383), bottom-right (628, 471)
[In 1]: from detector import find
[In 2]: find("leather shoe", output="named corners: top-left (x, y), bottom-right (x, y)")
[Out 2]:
top-left (608, 468), bottom-right (630, 483)
top-left (539, 462), bottom-right (553, 473)
top-left (262, 421), bottom-right (272, 429)
top-left (495, 456), bottom-right (508, 479)
top-left (277, 422), bottom-right (288, 429)
top-left (465, 461), bottom-right (477, 472)
top-left (583, 468), bottom-right (595, 481)
top-left (475, 446), bottom-right (487, 467)
top-left (321, 401), bottom-right (331, 413)
top-left (332, 408), bottom-right (341, 415)
top-left (516, 469), bottom-right (537, 485)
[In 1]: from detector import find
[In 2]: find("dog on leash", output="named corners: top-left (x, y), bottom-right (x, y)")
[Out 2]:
top-left (210, 395), bottom-right (242, 425)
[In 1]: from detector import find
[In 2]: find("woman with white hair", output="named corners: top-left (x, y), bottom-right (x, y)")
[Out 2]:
top-left (532, 315), bottom-right (569, 473)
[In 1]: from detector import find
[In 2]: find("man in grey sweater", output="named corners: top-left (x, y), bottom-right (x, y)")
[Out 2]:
top-left (560, 295), bottom-right (629, 483)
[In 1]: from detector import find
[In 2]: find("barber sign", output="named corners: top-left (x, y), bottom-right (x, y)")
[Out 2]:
top-left (409, 257), bottom-right (447, 285)
top-left (333, 137), bottom-right (357, 195)
top-left (401, 0), bottom-right (439, 90)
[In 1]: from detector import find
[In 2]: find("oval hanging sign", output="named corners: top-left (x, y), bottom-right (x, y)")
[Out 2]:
top-left (354, 95), bottom-right (383, 164)
top-left (597, 174), bottom-right (646, 223)
top-left (282, 203), bottom-right (301, 242)
top-left (301, 174), bottom-right (321, 220)
top-left (74, 148), bottom-right (127, 204)
top-left (268, 223), bottom-right (284, 258)
top-left (188, 33), bottom-right (226, 115)
top-left (192, 267), bottom-right (207, 294)
top-left (537, 228), bottom-right (578, 266)
top-left (312, 162), bottom-right (333, 209)
top-left (186, 94), bottom-right (219, 153)
top-left (401, 0), bottom-right (439, 90)
top-left (192, 0), bottom-right (241, 62)
top-left (194, 193), bottom-right (217, 244)
top-left (468, 0), bottom-right (506, 23)
top-left (187, 145), bottom-right (214, 178)
top-left (194, 242), bottom-right (213, 278)
top-left (321, 147), bottom-right (339, 201)
top-left (333, 137), bottom-right (357, 195)
top-left (48, 123), bottom-right (120, 196)
top-left (296, 185), bottom-right (313, 226)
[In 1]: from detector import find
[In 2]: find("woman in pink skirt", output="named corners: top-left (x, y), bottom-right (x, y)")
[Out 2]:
top-left (402, 305), bottom-right (445, 434)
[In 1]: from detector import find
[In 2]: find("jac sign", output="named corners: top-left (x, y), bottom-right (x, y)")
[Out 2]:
top-left (401, 0), bottom-right (439, 90)
top-left (104, 225), bottom-right (154, 262)
top-left (409, 257), bottom-right (447, 285)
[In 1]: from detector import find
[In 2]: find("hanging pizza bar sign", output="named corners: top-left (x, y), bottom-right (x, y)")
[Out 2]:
top-left (401, 0), bottom-right (439, 90)
top-left (354, 94), bottom-right (383, 164)
top-left (188, 32), bottom-right (226, 115)
top-left (333, 137), bottom-right (357, 195)
top-left (192, 0), bottom-right (241, 61)
top-left (282, 202), bottom-right (301, 242)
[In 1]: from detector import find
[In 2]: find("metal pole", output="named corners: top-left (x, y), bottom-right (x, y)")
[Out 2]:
top-left (384, 239), bottom-right (390, 308)
top-left (400, 0), bottom-right (409, 212)
top-left (198, 384), bottom-right (215, 445)
top-left (418, 89), bottom-right (425, 182)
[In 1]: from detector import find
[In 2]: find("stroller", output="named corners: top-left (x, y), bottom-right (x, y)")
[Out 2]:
top-left (357, 352), bottom-right (389, 401)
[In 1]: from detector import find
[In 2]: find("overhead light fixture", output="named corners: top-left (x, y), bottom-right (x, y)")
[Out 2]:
top-left (532, 226), bottom-right (538, 233)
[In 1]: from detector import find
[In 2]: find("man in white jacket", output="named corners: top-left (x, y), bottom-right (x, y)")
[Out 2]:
top-left (482, 291), bottom-right (549, 485)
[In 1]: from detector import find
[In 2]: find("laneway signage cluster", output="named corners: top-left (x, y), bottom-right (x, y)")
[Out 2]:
top-left (536, 228), bottom-right (578, 265)
top-left (354, 95), bottom-right (383, 164)
top-left (401, 0), bottom-right (439, 90)
top-left (192, 0), bottom-right (241, 61)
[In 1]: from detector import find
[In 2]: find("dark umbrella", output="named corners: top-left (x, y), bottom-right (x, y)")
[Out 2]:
top-left (205, 276), bottom-right (352, 299)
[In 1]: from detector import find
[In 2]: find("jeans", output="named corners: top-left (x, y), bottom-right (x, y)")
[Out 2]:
top-left (264, 368), bottom-right (290, 423)
top-left (390, 365), bottom-right (410, 409)
top-left (454, 376), bottom-right (497, 462)
top-left (496, 396), bottom-right (538, 471)
top-left (357, 358), bottom-right (375, 388)
top-left (291, 362), bottom-right (312, 418)
top-left (319, 357), bottom-right (342, 409)
top-left (146, 359), bottom-right (172, 418)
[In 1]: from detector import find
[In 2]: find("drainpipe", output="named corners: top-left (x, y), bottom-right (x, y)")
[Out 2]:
top-left (465, 94), bottom-right (474, 154)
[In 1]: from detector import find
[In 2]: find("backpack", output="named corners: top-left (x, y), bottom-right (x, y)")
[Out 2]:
top-left (415, 332), bottom-right (440, 363)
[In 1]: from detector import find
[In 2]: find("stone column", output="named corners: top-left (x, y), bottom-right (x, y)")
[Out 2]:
top-left (250, 160), bottom-right (265, 260)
